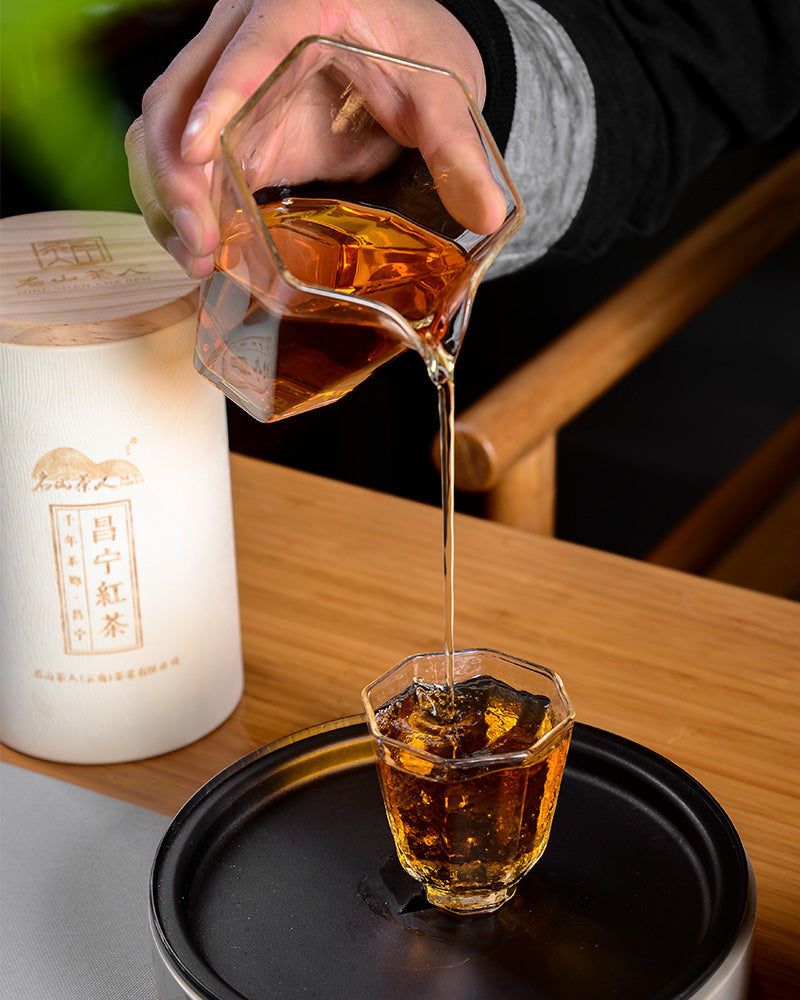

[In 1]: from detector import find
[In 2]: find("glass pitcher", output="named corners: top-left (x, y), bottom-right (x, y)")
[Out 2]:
top-left (194, 35), bottom-right (523, 422)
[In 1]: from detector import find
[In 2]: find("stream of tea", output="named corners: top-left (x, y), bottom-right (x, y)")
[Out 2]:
top-left (200, 195), bottom-right (467, 700)
top-left (431, 355), bottom-right (458, 706)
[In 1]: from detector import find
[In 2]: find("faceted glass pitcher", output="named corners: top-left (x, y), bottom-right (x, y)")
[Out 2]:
top-left (194, 35), bottom-right (523, 422)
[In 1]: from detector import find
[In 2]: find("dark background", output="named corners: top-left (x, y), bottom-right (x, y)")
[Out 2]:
top-left (4, 0), bottom-right (798, 565)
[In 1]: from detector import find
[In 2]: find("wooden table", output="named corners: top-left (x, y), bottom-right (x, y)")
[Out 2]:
top-left (3, 453), bottom-right (799, 997)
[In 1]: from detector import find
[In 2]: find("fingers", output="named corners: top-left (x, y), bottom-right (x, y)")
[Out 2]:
top-left (359, 1), bottom-right (509, 234)
top-left (124, 116), bottom-right (211, 277)
top-left (357, 64), bottom-right (509, 234)
top-left (426, 133), bottom-right (510, 236)
top-left (125, 0), bottom-right (509, 280)
top-left (179, 4), bottom-right (333, 168)
top-left (408, 70), bottom-right (508, 234)
top-left (131, 0), bottom-right (324, 275)
top-left (125, 117), bottom-right (167, 242)
top-left (126, 2), bottom-right (259, 276)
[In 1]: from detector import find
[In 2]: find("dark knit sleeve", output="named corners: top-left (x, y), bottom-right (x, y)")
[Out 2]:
top-left (434, 0), bottom-right (518, 151)
top-left (530, 0), bottom-right (800, 257)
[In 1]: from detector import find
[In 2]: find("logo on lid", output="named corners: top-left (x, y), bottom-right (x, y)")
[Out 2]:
top-left (32, 235), bottom-right (112, 270)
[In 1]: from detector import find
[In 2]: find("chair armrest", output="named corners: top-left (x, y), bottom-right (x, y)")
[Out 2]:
top-left (452, 150), bottom-right (800, 493)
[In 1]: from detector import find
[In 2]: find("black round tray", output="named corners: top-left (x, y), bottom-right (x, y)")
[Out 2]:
top-left (150, 719), bottom-right (751, 1000)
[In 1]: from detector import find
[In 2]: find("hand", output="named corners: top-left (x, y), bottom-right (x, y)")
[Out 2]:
top-left (124, 0), bottom-right (507, 277)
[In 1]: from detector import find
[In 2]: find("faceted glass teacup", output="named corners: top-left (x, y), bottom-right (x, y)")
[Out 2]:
top-left (362, 648), bottom-right (574, 915)
top-left (194, 35), bottom-right (523, 421)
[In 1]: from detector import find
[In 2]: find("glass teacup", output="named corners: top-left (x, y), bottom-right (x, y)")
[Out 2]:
top-left (363, 648), bottom-right (574, 915)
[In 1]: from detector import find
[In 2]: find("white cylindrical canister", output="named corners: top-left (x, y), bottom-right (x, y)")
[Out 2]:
top-left (1, 211), bottom-right (243, 763)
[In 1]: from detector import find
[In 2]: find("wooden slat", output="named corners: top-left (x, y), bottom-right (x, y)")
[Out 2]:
top-left (648, 410), bottom-right (800, 572)
top-left (453, 150), bottom-right (800, 492)
top-left (707, 477), bottom-right (800, 597)
top-left (484, 433), bottom-right (556, 533)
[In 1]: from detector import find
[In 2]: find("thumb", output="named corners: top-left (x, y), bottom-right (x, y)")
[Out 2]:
top-left (377, 69), bottom-right (511, 235)
top-left (428, 137), bottom-right (510, 235)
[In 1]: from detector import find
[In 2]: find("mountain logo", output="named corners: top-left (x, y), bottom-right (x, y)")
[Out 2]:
top-left (32, 447), bottom-right (144, 492)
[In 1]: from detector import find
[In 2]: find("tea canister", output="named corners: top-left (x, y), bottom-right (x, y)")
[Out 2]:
top-left (0, 211), bottom-right (243, 763)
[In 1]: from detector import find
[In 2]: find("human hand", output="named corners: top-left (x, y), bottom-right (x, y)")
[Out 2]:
top-left (125, 0), bottom-right (507, 278)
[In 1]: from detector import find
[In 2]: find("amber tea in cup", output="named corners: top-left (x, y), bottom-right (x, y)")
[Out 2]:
top-left (362, 648), bottom-right (574, 915)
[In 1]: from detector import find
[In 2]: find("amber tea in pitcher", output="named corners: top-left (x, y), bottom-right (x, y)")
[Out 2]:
top-left (196, 193), bottom-right (472, 421)
top-left (193, 36), bottom-right (523, 421)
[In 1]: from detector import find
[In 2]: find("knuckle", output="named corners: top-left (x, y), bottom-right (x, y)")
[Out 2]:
top-left (141, 74), bottom-right (170, 116)
top-left (123, 116), bottom-right (144, 154)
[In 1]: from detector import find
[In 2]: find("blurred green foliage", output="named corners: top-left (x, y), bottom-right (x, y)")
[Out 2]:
top-left (1, 0), bottom-right (194, 216)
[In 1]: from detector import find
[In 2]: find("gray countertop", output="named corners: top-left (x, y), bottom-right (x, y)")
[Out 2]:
top-left (0, 762), bottom-right (170, 999)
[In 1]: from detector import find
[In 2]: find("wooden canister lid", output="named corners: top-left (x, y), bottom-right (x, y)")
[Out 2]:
top-left (0, 211), bottom-right (200, 345)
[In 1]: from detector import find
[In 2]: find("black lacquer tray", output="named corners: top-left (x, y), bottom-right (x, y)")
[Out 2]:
top-left (150, 719), bottom-right (754, 1000)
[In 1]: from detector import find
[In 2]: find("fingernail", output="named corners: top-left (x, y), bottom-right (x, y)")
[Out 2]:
top-left (165, 234), bottom-right (191, 271)
top-left (170, 206), bottom-right (203, 257)
top-left (181, 107), bottom-right (211, 156)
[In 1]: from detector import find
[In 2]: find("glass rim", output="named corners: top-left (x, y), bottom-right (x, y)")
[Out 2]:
top-left (361, 647), bottom-right (575, 768)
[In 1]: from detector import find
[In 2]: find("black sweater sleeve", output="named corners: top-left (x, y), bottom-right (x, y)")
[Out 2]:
top-left (440, 0), bottom-right (800, 259)
top-left (537, 0), bottom-right (800, 256)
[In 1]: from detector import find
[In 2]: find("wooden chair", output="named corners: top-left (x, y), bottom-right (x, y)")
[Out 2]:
top-left (446, 148), bottom-right (800, 597)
